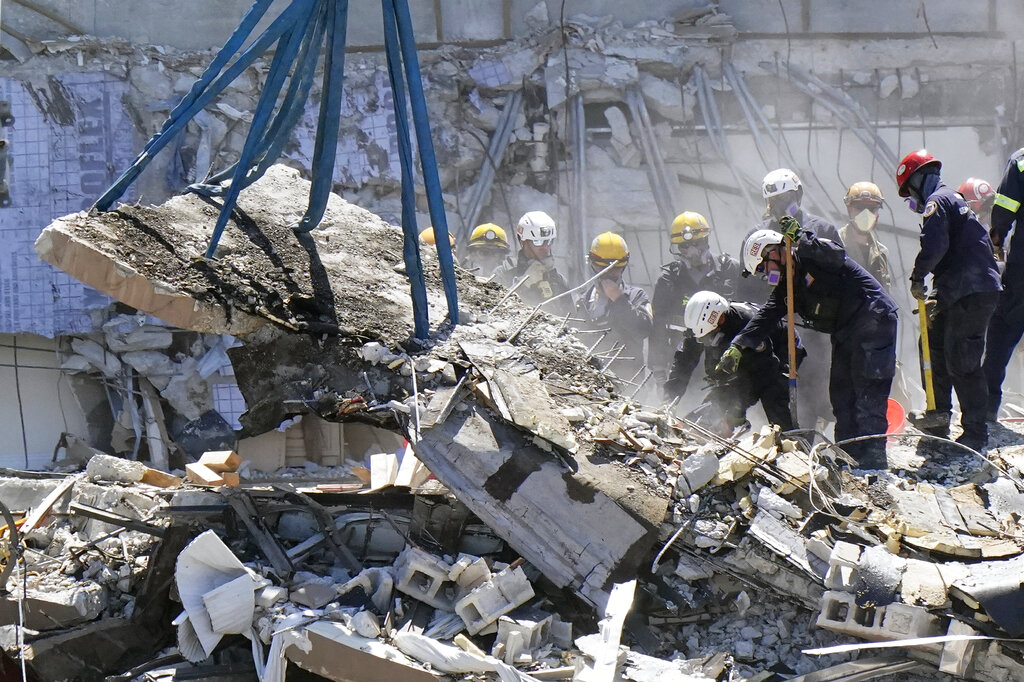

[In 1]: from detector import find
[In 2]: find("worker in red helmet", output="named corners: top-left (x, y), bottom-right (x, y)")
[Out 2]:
top-left (959, 177), bottom-right (997, 229)
top-left (984, 149), bottom-right (1024, 422)
top-left (898, 150), bottom-right (1001, 450)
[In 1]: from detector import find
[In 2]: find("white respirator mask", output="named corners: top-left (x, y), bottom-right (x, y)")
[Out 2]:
top-left (853, 208), bottom-right (877, 233)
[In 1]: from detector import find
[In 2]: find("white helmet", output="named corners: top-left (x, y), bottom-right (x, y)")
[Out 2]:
top-left (762, 169), bottom-right (802, 199)
top-left (743, 229), bottom-right (784, 275)
top-left (685, 291), bottom-right (730, 338)
top-left (516, 211), bottom-right (556, 246)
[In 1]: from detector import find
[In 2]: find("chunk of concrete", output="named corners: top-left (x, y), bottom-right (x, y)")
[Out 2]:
top-left (85, 454), bottom-right (147, 484)
top-left (939, 619), bottom-right (979, 676)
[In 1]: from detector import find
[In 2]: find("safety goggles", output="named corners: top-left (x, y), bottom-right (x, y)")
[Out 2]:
top-left (847, 201), bottom-right (881, 214)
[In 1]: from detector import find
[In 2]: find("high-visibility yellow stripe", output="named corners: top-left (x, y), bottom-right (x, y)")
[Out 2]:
top-left (995, 193), bottom-right (1022, 212)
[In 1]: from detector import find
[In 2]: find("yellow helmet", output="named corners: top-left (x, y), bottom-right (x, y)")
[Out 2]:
top-left (419, 227), bottom-right (455, 247)
top-left (670, 212), bottom-right (711, 244)
top-left (589, 232), bottom-right (629, 269)
top-left (468, 223), bottom-right (509, 250)
top-left (843, 181), bottom-right (884, 207)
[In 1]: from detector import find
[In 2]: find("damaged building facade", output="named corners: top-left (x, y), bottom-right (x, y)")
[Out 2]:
top-left (4, 1), bottom-right (1024, 681)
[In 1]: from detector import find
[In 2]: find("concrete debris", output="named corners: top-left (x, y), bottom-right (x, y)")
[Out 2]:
top-left (24, 158), bottom-right (1024, 682)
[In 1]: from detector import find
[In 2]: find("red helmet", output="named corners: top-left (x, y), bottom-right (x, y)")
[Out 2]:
top-left (896, 150), bottom-right (942, 197)
top-left (957, 177), bottom-right (995, 212)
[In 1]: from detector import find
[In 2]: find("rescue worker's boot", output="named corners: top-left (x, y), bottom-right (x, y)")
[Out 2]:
top-left (955, 423), bottom-right (988, 452)
top-left (908, 409), bottom-right (950, 438)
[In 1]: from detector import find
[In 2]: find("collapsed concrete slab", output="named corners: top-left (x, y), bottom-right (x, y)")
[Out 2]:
top-left (37, 164), bottom-right (672, 611)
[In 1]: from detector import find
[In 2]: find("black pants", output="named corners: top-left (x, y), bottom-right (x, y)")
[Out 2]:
top-left (933, 291), bottom-right (999, 438)
top-left (707, 370), bottom-right (795, 433)
top-left (984, 269), bottom-right (1024, 417)
top-left (830, 311), bottom-right (898, 462)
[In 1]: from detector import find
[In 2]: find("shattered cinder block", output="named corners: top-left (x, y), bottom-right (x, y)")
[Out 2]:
top-left (492, 609), bottom-right (554, 663)
top-left (939, 619), bottom-right (979, 676)
top-left (455, 564), bottom-right (535, 635)
top-left (824, 541), bottom-right (863, 591)
top-left (448, 554), bottom-right (491, 593)
top-left (394, 546), bottom-right (456, 611)
top-left (816, 590), bottom-right (943, 643)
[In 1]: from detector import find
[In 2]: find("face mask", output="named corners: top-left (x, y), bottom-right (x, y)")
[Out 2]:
top-left (905, 197), bottom-right (924, 214)
top-left (699, 331), bottom-right (725, 346)
top-left (853, 208), bottom-right (877, 233)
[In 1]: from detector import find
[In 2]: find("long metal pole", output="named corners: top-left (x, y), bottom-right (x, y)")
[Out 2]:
top-left (785, 236), bottom-right (798, 425)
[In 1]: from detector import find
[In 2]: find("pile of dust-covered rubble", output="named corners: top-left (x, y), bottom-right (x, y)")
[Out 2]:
top-left (7, 165), bottom-right (1024, 681)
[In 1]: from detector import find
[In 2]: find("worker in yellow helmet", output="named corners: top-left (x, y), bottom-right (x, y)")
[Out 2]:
top-left (838, 181), bottom-right (892, 290)
top-left (577, 232), bottom-right (653, 379)
top-left (651, 211), bottom-right (751, 384)
top-left (419, 227), bottom-right (456, 255)
top-left (463, 223), bottom-right (510, 275)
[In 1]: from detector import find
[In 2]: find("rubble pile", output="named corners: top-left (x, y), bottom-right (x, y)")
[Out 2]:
top-left (11, 165), bottom-right (1024, 680)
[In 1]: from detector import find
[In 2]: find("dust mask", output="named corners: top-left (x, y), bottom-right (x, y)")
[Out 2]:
top-left (853, 209), bottom-right (877, 233)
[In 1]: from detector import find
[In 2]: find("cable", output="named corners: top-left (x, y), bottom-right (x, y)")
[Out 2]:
top-left (11, 339), bottom-right (28, 469)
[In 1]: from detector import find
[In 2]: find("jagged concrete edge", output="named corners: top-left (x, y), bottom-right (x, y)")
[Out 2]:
top-left (35, 216), bottom-right (265, 336)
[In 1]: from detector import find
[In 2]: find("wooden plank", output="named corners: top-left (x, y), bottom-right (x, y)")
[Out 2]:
top-left (20, 474), bottom-right (80, 534)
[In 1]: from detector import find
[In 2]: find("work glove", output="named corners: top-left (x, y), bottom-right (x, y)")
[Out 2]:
top-left (778, 215), bottom-right (802, 242)
top-left (910, 278), bottom-right (927, 301)
top-left (715, 344), bottom-right (743, 375)
top-left (523, 259), bottom-right (549, 287)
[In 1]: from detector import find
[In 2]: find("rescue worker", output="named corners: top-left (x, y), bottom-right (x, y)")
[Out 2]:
top-left (727, 218), bottom-right (898, 467)
top-left (650, 212), bottom-right (750, 379)
top-left (960, 177), bottom-right (997, 230)
top-left (984, 150), bottom-right (1024, 422)
top-left (898, 150), bottom-right (1001, 449)
top-left (577, 232), bottom-right (653, 379)
top-left (494, 211), bottom-right (571, 313)
top-left (664, 291), bottom-right (800, 435)
top-left (838, 182), bottom-right (893, 291)
top-left (743, 169), bottom-right (843, 429)
top-left (419, 226), bottom-right (456, 253)
top-left (463, 222), bottom-right (510, 275)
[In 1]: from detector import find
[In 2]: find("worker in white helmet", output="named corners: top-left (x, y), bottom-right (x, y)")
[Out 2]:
top-left (494, 211), bottom-right (570, 313)
top-left (664, 290), bottom-right (800, 436)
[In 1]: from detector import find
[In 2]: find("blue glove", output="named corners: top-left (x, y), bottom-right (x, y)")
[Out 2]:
top-left (778, 215), bottom-right (802, 242)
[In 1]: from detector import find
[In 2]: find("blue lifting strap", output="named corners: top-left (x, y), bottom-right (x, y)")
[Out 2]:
top-left (92, 0), bottom-right (459, 339)
top-left (389, 0), bottom-right (458, 326)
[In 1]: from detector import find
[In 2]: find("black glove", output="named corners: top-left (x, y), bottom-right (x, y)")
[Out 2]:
top-left (910, 278), bottom-right (927, 301)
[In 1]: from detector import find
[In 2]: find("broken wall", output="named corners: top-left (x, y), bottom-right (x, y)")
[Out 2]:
top-left (3, 1), bottom-right (1024, 464)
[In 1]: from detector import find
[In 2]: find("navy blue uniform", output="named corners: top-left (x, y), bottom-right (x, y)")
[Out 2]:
top-left (734, 234), bottom-right (897, 464)
top-left (578, 283), bottom-right (653, 380)
top-left (742, 212), bottom-right (843, 429)
top-left (650, 253), bottom-right (757, 376)
top-left (911, 184), bottom-right (1001, 441)
top-left (665, 302), bottom-right (799, 432)
top-left (984, 148), bottom-right (1024, 418)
